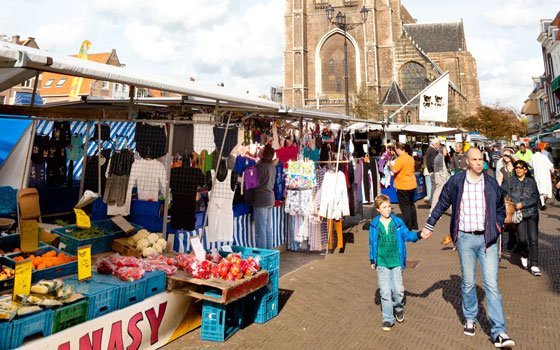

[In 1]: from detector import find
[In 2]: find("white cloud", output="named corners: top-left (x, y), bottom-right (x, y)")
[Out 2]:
top-left (483, 0), bottom-right (555, 29)
top-left (32, 21), bottom-right (91, 52)
top-left (123, 21), bottom-right (179, 63)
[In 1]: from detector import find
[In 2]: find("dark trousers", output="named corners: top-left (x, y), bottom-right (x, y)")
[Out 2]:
top-left (396, 189), bottom-right (418, 230)
top-left (516, 215), bottom-right (539, 266)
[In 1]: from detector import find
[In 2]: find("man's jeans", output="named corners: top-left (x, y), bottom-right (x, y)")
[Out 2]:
top-left (376, 266), bottom-right (404, 324)
top-left (254, 206), bottom-right (273, 249)
top-left (456, 230), bottom-right (507, 338)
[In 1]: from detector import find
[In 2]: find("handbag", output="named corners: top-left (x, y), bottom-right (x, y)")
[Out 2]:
top-left (512, 210), bottom-right (523, 224)
top-left (504, 195), bottom-right (515, 224)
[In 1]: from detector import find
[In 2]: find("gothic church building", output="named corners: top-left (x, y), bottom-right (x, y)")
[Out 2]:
top-left (283, 0), bottom-right (481, 122)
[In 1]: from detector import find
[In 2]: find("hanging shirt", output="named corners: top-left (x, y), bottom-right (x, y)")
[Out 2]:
top-left (193, 114), bottom-right (216, 154)
top-left (377, 220), bottom-right (400, 268)
top-left (303, 146), bottom-right (320, 162)
top-left (135, 123), bottom-right (167, 159)
top-left (318, 170), bottom-right (350, 220)
top-left (275, 145), bottom-right (298, 168)
top-left (124, 158), bottom-right (167, 215)
top-left (172, 124), bottom-right (194, 156)
top-left (213, 125), bottom-right (238, 157)
top-left (170, 165), bottom-right (206, 230)
top-left (66, 134), bottom-right (84, 162)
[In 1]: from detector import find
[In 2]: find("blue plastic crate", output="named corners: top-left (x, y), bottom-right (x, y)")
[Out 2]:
top-left (90, 273), bottom-right (146, 309)
top-left (91, 219), bottom-right (142, 238)
top-left (0, 234), bottom-right (46, 255)
top-left (52, 299), bottom-right (88, 333)
top-left (254, 291), bottom-right (278, 323)
top-left (4, 246), bottom-right (77, 283)
top-left (243, 289), bottom-right (279, 325)
top-left (266, 267), bottom-right (279, 294)
top-left (0, 321), bottom-right (11, 350)
top-left (229, 246), bottom-right (280, 272)
top-left (201, 290), bottom-right (244, 342)
top-left (10, 309), bottom-right (53, 349)
top-left (53, 225), bottom-right (113, 255)
top-left (91, 198), bottom-right (108, 221)
top-left (62, 277), bottom-right (119, 320)
top-left (144, 270), bottom-right (167, 297)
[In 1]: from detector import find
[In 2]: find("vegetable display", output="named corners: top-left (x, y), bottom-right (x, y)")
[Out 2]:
top-left (126, 229), bottom-right (167, 257)
top-left (175, 252), bottom-right (261, 280)
top-left (65, 227), bottom-right (105, 240)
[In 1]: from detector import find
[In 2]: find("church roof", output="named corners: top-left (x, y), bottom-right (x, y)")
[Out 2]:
top-left (383, 81), bottom-right (409, 106)
top-left (403, 22), bottom-right (466, 53)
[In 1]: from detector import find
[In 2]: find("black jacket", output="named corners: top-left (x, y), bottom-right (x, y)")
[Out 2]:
top-left (425, 146), bottom-right (438, 173)
top-left (501, 176), bottom-right (539, 218)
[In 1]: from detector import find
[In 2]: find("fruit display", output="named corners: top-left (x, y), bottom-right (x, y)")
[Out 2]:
top-left (126, 229), bottom-right (167, 257)
top-left (0, 247), bottom-right (20, 255)
top-left (174, 252), bottom-right (261, 281)
top-left (0, 265), bottom-right (14, 280)
top-left (12, 250), bottom-right (76, 270)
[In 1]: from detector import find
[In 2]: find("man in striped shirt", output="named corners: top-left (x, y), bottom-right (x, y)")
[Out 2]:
top-left (421, 148), bottom-right (515, 348)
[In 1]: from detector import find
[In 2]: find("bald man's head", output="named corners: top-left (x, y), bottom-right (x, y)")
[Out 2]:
top-left (465, 147), bottom-right (484, 175)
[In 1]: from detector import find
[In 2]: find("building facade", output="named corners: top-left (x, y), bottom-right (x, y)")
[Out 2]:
top-left (536, 13), bottom-right (560, 125)
top-left (283, 0), bottom-right (481, 122)
top-left (0, 35), bottom-right (41, 105)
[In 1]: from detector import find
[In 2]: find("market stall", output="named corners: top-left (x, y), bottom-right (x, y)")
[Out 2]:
top-left (0, 41), bottom-right (382, 348)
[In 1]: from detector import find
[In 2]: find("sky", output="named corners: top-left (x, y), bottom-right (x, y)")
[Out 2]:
top-left (0, 0), bottom-right (558, 111)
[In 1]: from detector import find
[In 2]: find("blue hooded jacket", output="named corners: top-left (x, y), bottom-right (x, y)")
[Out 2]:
top-left (369, 214), bottom-right (420, 269)
top-left (424, 171), bottom-right (506, 247)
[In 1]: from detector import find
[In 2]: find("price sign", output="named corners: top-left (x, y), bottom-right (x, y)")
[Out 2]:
top-left (13, 259), bottom-right (33, 300)
top-left (190, 236), bottom-right (206, 262)
top-left (74, 208), bottom-right (91, 229)
top-left (77, 245), bottom-right (92, 281)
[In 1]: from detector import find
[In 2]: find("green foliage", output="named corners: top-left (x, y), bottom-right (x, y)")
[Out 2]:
top-left (460, 105), bottom-right (527, 139)
top-left (352, 87), bottom-right (383, 120)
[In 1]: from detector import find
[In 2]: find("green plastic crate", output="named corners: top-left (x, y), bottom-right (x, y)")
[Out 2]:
top-left (52, 299), bottom-right (88, 333)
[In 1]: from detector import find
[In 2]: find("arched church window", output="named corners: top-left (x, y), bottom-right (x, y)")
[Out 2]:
top-left (400, 62), bottom-right (427, 101)
top-left (329, 59), bottom-right (335, 74)
top-left (336, 78), bottom-right (342, 93)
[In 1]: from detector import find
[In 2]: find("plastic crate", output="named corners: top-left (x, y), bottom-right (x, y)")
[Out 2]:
top-left (201, 290), bottom-right (244, 342)
top-left (244, 289), bottom-right (278, 325)
top-left (0, 321), bottom-right (11, 350)
top-left (10, 309), bottom-right (53, 349)
top-left (52, 299), bottom-right (88, 333)
top-left (91, 219), bottom-right (142, 238)
top-left (4, 246), bottom-right (77, 283)
top-left (229, 246), bottom-right (280, 272)
top-left (90, 273), bottom-right (146, 309)
top-left (0, 234), bottom-right (46, 255)
top-left (62, 277), bottom-right (119, 320)
top-left (266, 267), bottom-right (279, 294)
top-left (144, 270), bottom-right (167, 297)
top-left (53, 225), bottom-right (113, 255)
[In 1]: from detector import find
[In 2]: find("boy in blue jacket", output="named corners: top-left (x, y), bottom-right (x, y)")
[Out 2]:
top-left (369, 194), bottom-right (422, 331)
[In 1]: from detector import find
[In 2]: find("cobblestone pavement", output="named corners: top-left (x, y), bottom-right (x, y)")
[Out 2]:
top-left (162, 200), bottom-right (560, 350)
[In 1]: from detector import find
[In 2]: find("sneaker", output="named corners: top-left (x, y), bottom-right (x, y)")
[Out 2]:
top-left (395, 309), bottom-right (404, 323)
top-left (520, 257), bottom-right (528, 269)
top-left (494, 333), bottom-right (515, 348)
top-left (382, 321), bottom-right (394, 331)
top-left (531, 266), bottom-right (542, 276)
top-left (463, 320), bottom-right (476, 336)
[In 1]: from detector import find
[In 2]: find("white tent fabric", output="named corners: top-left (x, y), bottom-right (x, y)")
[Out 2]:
top-left (0, 123), bottom-right (32, 189)
top-left (348, 122), bottom-right (460, 135)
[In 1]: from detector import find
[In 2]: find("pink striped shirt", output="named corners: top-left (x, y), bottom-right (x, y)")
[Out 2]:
top-left (459, 174), bottom-right (486, 232)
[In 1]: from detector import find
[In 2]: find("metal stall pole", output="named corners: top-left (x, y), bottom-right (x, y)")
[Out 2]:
top-left (163, 122), bottom-right (174, 249)
top-left (325, 121), bottom-right (345, 257)
top-left (78, 121), bottom-right (90, 198)
top-left (200, 112), bottom-right (232, 241)
top-left (21, 71), bottom-right (41, 189)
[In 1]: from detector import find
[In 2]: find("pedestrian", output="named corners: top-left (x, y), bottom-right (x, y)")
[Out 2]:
top-left (421, 148), bottom-right (515, 348)
top-left (490, 145), bottom-right (501, 173)
top-left (252, 144), bottom-right (277, 249)
top-left (389, 143), bottom-right (418, 230)
top-left (515, 143), bottom-right (533, 165)
top-left (502, 160), bottom-right (541, 277)
top-left (451, 142), bottom-right (467, 174)
top-left (530, 148), bottom-right (554, 210)
top-left (369, 194), bottom-right (422, 331)
top-left (541, 146), bottom-right (553, 164)
top-left (425, 138), bottom-right (440, 205)
top-left (497, 148), bottom-right (516, 186)
top-left (429, 145), bottom-right (449, 215)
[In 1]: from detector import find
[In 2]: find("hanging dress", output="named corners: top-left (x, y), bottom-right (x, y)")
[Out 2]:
top-left (206, 169), bottom-right (235, 242)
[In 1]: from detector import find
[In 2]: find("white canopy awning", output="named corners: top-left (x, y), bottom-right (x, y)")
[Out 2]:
top-left (349, 122), bottom-right (461, 135)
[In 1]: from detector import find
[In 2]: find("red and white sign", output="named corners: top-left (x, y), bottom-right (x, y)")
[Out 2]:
top-left (20, 291), bottom-right (199, 350)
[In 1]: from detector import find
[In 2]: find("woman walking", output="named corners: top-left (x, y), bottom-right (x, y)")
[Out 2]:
top-left (252, 144), bottom-right (277, 249)
top-left (502, 160), bottom-right (541, 276)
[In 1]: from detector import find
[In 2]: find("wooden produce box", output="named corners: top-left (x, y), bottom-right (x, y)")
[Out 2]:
top-left (111, 238), bottom-right (142, 258)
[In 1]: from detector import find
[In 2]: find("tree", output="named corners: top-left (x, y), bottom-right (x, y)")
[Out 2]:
top-left (446, 107), bottom-right (463, 128)
top-left (460, 105), bottom-right (527, 139)
top-left (352, 87), bottom-right (383, 120)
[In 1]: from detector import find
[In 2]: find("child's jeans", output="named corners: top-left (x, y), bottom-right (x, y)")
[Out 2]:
top-left (377, 266), bottom-right (404, 324)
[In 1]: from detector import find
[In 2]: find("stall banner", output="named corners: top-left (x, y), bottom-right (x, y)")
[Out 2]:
top-left (20, 291), bottom-right (200, 350)
top-left (419, 72), bottom-right (449, 123)
top-left (174, 205), bottom-right (287, 252)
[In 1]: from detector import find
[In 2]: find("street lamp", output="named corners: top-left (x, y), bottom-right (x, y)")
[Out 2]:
top-left (326, 4), bottom-right (368, 116)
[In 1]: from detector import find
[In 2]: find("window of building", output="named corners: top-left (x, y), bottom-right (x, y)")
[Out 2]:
top-left (136, 89), bottom-right (145, 98)
top-left (44, 79), bottom-right (54, 87)
top-left (56, 79), bottom-right (66, 87)
top-left (22, 79), bottom-right (32, 88)
top-left (328, 59), bottom-right (335, 75)
top-left (0, 96), bottom-right (5, 104)
top-left (102, 81), bottom-right (109, 89)
top-left (336, 78), bottom-right (342, 93)
top-left (400, 62), bottom-right (427, 101)
top-left (114, 83), bottom-right (121, 92)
